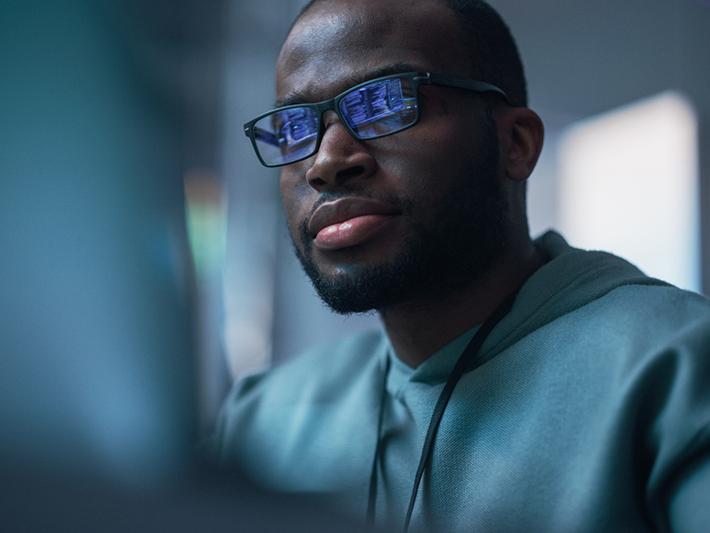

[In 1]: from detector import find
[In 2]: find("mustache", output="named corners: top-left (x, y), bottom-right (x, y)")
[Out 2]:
top-left (299, 190), bottom-right (411, 244)
top-left (306, 190), bottom-right (408, 222)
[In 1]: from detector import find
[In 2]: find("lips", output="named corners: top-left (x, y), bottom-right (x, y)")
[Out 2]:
top-left (307, 197), bottom-right (401, 251)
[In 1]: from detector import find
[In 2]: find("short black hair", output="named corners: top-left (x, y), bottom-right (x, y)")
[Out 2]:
top-left (293, 0), bottom-right (528, 107)
top-left (443, 1), bottom-right (527, 107)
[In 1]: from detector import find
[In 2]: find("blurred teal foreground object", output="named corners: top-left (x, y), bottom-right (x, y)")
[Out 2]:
top-left (0, 0), bottom-right (194, 484)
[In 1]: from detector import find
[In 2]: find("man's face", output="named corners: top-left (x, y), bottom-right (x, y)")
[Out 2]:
top-left (276, 0), bottom-right (508, 314)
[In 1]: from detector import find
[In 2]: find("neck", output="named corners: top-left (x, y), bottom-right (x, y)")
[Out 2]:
top-left (379, 237), bottom-right (543, 368)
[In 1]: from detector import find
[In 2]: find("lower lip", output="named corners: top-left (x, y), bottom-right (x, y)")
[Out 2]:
top-left (314, 214), bottom-right (397, 251)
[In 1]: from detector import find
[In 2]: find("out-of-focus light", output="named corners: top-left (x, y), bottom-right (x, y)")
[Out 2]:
top-left (558, 92), bottom-right (700, 292)
top-left (224, 318), bottom-right (272, 377)
top-left (184, 169), bottom-right (226, 282)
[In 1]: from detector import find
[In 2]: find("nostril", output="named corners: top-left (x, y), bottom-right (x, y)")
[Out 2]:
top-left (336, 165), bottom-right (365, 181)
top-left (308, 175), bottom-right (327, 188)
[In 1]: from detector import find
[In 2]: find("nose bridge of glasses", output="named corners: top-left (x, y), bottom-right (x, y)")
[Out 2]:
top-left (316, 96), bottom-right (357, 142)
top-left (322, 108), bottom-right (346, 132)
top-left (316, 111), bottom-right (361, 156)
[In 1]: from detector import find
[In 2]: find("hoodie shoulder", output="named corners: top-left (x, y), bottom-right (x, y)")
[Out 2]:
top-left (486, 231), bottom-right (707, 355)
top-left (212, 329), bottom-right (386, 460)
top-left (234, 329), bottom-right (384, 399)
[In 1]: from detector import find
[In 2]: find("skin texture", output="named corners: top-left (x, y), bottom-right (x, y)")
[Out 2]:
top-left (276, 0), bottom-right (545, 367)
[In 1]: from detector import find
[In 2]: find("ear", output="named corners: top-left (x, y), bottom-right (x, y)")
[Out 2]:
top-left (494, 107), bottom-right (544, 182)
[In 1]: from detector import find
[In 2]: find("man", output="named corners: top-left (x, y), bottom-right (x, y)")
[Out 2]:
top-left (214, 0), bottom-right (710, 530)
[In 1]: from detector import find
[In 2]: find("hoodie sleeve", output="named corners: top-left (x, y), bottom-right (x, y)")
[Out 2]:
top-left (668, 455), bottom-right (710, 532)
top-left (641, 306), bottom-right (710, 531)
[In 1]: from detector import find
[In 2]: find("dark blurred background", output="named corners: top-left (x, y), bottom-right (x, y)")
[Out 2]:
top-left (0, 0), bottom-right (708, 527)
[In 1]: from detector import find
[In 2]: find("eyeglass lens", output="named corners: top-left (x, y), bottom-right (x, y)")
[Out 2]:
top-left (251, 75), bottom-right (419, 166)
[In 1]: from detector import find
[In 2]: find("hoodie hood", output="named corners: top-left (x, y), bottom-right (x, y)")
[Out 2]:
top-left (480, 230), bottom-right (671, 362)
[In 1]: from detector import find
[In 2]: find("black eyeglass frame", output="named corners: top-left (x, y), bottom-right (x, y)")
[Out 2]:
top-left (243, 71), bottom-right (510, 168)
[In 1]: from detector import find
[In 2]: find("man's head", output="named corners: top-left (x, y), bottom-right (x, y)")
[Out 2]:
top-left (272, 0), bottom-right (543, 314)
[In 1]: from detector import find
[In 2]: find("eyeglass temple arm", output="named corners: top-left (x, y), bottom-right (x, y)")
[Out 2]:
top-left (424, 73), bottom-right (511, 105)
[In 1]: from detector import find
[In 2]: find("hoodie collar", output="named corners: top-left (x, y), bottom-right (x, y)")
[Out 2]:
top-left (477, 230), bottom-right (670, 365)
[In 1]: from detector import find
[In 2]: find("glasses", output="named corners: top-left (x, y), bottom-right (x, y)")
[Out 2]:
top-left (243, 71), bottom-right (510, 168)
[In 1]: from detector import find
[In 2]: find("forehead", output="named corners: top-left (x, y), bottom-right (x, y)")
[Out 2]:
top-left (276, 0), bottom-right (470, 103)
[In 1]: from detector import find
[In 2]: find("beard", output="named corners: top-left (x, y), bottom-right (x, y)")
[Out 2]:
top-left (291, 110), bottom-right (509, 314)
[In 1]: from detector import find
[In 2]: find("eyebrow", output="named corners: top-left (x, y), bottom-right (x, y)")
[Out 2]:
top-left (274, 62), bottom-right (421, 108)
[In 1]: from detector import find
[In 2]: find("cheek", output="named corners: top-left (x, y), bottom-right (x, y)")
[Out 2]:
top-left (279, 168), bottom-right (312, 242)
top-left (379, 123), bottom-right (473, 199)
top-left (374, 124), bottom-right (484, 234)
top-left (390, 94), bottom-right (473, 161)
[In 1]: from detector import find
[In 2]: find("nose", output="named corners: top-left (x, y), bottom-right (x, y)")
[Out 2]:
top-left (305, 111), bottom-right (377, 191)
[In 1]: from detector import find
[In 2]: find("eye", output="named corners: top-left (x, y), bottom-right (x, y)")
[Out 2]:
top-left (278, 108), bottom-right (319, 144)
top-left (338, 77), bottom-right (419, 139)
top-left (252, 106), bottom-right (321, 165)
top-left (340, 78), bottom-right (406, 128)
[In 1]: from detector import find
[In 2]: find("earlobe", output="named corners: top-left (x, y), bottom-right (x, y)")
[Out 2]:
top-left (497, 107), bottom-right (545, 182)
